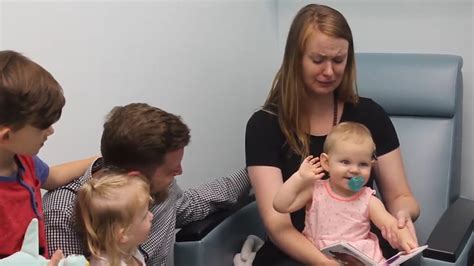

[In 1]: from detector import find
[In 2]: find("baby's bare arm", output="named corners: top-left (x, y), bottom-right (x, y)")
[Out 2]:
top-left (369, 196), bottom-right (418, 252)
top-left (273, 156), bottom-right (325, 213)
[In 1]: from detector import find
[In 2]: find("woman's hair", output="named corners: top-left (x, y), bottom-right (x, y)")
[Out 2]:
top-left (75, 168), bottom-right (151, 266)
top-left (263, 4), bottom-right (358, 157)
top-left (323, 122), bottom-right (375, 154)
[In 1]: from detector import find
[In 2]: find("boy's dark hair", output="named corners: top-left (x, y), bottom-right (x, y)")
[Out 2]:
top-left (101, 103), bottom-right (191, 175)
top-left (0, 50), bottom-right (65, 130)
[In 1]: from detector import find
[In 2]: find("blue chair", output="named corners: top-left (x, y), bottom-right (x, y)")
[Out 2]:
top-left (174, 53), bottom-right (473, 266)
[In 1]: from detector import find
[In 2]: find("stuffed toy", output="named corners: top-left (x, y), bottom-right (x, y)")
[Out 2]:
top-left (233, 234), bottom-right (264, 266)
top-left (0, 218), bottom-right (88, 266)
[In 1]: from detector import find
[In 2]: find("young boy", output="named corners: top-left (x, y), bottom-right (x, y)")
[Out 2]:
top-left (0, 50), bottom-right (95, 259)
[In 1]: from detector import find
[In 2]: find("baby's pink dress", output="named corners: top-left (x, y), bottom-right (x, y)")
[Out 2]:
top-left (303, 180), bottom-right (385, 263)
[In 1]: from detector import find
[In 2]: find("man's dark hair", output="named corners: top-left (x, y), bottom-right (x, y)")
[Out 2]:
top-left (101, 103), bottom-right (190, 175)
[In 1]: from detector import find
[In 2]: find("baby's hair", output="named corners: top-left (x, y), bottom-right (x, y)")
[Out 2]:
top-left (75, 169), bottom-right (151, 266)
top-left (323, 122), bottom-right (376, 155)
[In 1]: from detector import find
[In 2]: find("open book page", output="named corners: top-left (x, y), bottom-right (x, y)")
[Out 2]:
top-left (384, 245), bottom-right (428, 265)
top-left (321, 241), bottom-right (378, 266)
top-left (321, 242), bottom-right (428, 266)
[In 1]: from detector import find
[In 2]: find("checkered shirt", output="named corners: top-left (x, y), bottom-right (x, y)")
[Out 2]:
top-left (42, 158), bottom-right (250, 265)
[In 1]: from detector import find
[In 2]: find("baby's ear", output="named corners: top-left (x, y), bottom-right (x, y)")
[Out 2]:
top-left (127, 171), bottom-right (142, 177)
top-left (117, 228), bottom-right (129, 244)
top-left (320, 153), bottom-right (330, 172)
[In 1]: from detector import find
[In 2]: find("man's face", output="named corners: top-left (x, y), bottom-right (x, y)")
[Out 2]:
top-left (148, 148), bottom-right (184, 195)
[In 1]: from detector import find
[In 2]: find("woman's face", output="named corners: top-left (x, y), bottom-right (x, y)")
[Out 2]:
top-left (301, 29), bottom-right (349, 96)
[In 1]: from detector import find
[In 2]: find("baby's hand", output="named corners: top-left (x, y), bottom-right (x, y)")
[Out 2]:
top-left (297, 156), bottom-right (325, 181)
top-left (47, 250), bottom-right (64, 266)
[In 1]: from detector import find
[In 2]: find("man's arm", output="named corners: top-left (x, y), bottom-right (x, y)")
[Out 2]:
top-left (175, 168), bottom-right (250, 227)
top-left (43, 188), bottom-right (84, 256)
top-left (138, 168), bottom-right (249, 265)
top-left (139, 189), bottom-right (179, 265)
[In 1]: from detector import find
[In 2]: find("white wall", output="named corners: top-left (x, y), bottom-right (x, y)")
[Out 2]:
top-left (276, 0), bottom-right (473, 200)
top-left (0, 0), bottom-right (278, 189)
top-left (1, 0), bottom-right (472, 199)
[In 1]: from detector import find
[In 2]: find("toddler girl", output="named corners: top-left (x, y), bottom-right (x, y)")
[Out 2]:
top-left (76, 169), bottom-right (153, 266)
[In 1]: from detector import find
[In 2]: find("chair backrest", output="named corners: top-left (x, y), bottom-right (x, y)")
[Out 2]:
top-left (355, 53), bottom-right (463, 244)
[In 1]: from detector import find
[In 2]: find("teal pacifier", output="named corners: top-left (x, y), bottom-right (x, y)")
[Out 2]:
top-left (348, 176), bottom-right (365, 191)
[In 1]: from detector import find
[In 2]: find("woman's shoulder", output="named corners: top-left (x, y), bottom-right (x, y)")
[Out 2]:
top-left (247, 107), bottom-right (280, 131)
top-left (249, 106), bottom-right (278, 120)
top-left (245, 106), bottom-right (287, 165)
top-left (350, 97), bottom-right (383, 110)
top-left (344, 97), bottom-right (388, 121)
top-left (345, 97), bottom-right (399, 156)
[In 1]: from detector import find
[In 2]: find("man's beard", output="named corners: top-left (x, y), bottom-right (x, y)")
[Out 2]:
top-left (152, 189), bottom-right (169, 203)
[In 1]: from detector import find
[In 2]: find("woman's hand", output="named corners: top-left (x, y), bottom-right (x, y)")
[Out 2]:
top-left (396, 224), bottom-right (419, 252)
top-left (395, 210), bottom-right (418, 244)
top-left (381, 210), bottom-right (418, 250)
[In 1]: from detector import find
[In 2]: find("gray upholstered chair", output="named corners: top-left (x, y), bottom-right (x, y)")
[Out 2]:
top-left (174, 53), bottom-right (473, 266)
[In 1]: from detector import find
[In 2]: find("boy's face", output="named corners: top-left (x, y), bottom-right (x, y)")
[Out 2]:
top-left (1, 124), bottom-right (54, 155)
top-left (321, 139), bottom-right (373, 197)
top-left (148, 147), bottom-right (184, 195)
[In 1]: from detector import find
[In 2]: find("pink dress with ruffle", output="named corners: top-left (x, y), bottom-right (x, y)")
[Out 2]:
top-left (303, 180), bottom-right (385, 263)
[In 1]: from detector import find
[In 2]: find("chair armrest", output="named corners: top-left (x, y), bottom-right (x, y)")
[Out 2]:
top-left (176, 194), bottom-right (256, 242)
top-left (174, 197), bottom-right (266, 266)
top-left (423, 197), bottom-right (474, 262)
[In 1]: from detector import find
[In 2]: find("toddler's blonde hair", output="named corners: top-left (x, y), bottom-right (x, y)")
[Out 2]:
top-left (323, 122), bottom-right (376, 155)
top-left (76, 169), bottom-right (151, 266)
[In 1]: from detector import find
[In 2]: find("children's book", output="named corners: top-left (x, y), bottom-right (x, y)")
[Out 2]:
top-left (321, 242), bottom-right (428, 266)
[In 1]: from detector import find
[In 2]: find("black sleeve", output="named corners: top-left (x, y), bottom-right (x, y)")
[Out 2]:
top-left (365, 99), bottom-right (400, 156)
top-left (245, 110), bottom-right (285, 168)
